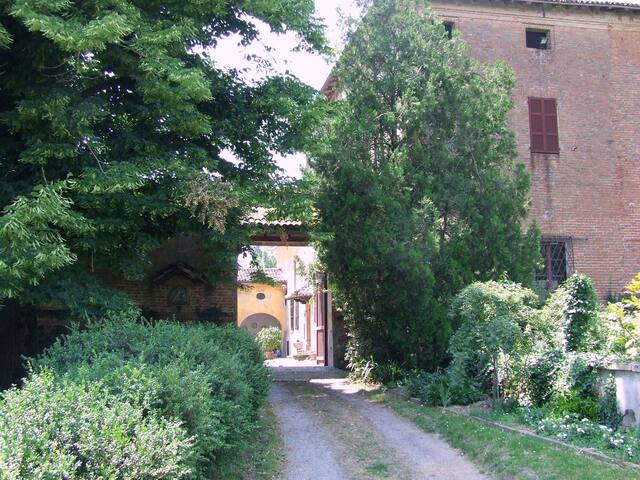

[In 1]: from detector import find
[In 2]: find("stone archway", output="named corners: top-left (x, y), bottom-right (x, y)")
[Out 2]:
top-left (240, 313), bottom-right (282, 336)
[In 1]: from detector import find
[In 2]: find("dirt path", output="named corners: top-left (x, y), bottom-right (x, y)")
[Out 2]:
top-left (268, 368), bottom-right (491, 480)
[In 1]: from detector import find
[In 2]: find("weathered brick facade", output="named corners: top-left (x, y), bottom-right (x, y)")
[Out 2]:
top-left (427, 0), bottom-right (640, 298)
top-left (100, 236), bottom-right (237, 323)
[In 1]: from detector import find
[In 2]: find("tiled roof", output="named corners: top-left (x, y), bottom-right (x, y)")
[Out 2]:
top-left (242, 208), bottom-right (302, 228)
top-left (237, 267), bottom-right (286, 284)
top-left (515, 0), bottom-right (640, 8)
top-left (286, 287), bottom-right (314, 302)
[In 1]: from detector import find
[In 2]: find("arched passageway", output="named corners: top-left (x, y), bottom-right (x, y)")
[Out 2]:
top-left (240, 313), bottom-right (281, 336)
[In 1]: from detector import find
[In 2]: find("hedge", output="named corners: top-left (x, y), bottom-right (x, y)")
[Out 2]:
top-left (0, 311), bottom-right (269, 479)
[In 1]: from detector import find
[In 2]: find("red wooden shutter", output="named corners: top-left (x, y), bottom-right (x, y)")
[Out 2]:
top-left (528, 97), bottom-right (559, 154)
top-left (543, 99), bottom-right (559, 153)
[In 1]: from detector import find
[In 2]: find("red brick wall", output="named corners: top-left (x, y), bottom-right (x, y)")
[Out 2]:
top-left (99, 236), bottom-right (238, 323)
top-left (432, 0), bottom-right (640, 298)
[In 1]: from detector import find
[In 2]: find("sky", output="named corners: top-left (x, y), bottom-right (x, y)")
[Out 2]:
top-left (205, 0), bottom-right (362, 178)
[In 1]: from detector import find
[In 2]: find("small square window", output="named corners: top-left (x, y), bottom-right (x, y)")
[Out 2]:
top-left (526, 29), bottom-right (550, 49)
top-left (443, 22), bottom-right (454, 39)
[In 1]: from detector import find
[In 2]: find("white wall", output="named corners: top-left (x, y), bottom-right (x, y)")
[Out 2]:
top-left (600, 363), bottom-right (640, 426)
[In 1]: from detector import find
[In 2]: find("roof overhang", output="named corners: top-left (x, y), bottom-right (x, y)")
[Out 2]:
top-left (509, 0), bottom-right (640, 11)
top-left (250, 228), bottom-right (310, 246)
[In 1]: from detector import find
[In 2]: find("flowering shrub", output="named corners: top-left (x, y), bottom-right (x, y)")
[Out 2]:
top-left (521, 410), bottom-right (640, 461)
top-left (255, 326), bottom-right (282, 353)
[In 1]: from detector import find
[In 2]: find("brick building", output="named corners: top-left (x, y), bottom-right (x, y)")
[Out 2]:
top-left (99, 236), bottom-right (238, 323)
top-left (325, 0), bottom-right (640, 298)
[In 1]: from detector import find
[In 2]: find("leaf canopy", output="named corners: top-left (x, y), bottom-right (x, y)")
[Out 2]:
top-left (0, 0), bottom-right (327, 316)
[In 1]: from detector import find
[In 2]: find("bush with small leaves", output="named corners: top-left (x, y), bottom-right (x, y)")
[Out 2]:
top-left (0, 372), bottom-right (193, 479)
top-left (30, 312), bottom-right (269, 479)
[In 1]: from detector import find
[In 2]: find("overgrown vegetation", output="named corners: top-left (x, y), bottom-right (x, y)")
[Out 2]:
top-left (447, 281), bottom-right (540, 403)
top-left (408, 275), bottom-right (607, 408)
top-left (402, 272), bottom-right (640, 468)
top-left (0, 313), bottom-right (269, 479)
top-left (312, 0), bottom-right (539, 373)
top-left (375, 390), bottom-right (640, 480)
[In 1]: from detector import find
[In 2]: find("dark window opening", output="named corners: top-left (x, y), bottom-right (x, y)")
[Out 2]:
top-left (526, 29), bottom-right (550, 49)
top-left (443, 22), bottom-right (454, 39)
top-left (256, 292), bottom-right (266, 300)
top-left (528, 97), bottom-right (559, 154)
top-left (536, 238), bottom-right (573, 291)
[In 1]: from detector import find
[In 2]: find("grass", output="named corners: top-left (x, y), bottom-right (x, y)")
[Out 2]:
top-left (370, 390), bottom-right (640, 480)
top-left (222, 403), bottom-right (284, 480)
top-left (476, 408), bottom-right (640, 465)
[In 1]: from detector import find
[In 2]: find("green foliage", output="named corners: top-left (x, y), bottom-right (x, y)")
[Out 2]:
top-left (525, 412), bottom-right (640, 461)
top-left (562, 275), bottom-right (602, 352)
top-left (505, 274), bottom-right (603, 407)
top-left (29, 313), bottom-right (269, 479)
top-left (345, 339), bottom-right (407, 385)
top-left (312, 0), bottom-right (540, 372)
top-left (407, 371), bottom-right (455, 406)
top-left (0, 0), bottom-right (327, 316)
top-left (607, 273), bottom-right (640, 359)
top-left (253, 247), bottom-right (278, 270)
top-left (0, 182), bottom-right (92, 300)
top-left (0, 371), bottom-right (192, 479)
top-left (598, 380), bottom-right (623, 430)
top-left (549, 391), bottom-right (600, 421)
top-left (542, 352), bottom-right (613, 423)
top-left (448, 281), bottom-right (540, 402)
top-left (255, 326), bottom-right (282, 353)
top-left (516, 346), bottom-right (565, 407)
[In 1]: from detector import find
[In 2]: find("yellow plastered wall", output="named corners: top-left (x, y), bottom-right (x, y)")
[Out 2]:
top-left (237, 283), bottom-right (287, 331)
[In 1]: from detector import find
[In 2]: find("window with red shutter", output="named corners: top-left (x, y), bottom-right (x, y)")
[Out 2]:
top-left (528, 97), bottom-right (559, 154)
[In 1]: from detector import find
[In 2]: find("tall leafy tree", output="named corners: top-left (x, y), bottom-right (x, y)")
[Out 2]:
top-left (312, 0), bottom-right (540, 371)
top-left (0, 0), bottom-right (327, 318)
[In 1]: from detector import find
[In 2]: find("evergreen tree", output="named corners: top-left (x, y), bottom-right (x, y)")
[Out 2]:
top-left (312, 0), bottom-right (540, 371)
top-left (0, 1), bottom-right (326, 318)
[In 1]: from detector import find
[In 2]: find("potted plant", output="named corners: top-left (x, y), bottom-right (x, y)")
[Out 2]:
top-left (255, 326), bottom-right (282, 360)
top-left (294, 350), bottom-right (310, 361)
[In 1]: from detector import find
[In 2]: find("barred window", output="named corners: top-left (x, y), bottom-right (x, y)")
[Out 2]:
top-left (536, 238), bottom-right (573, 291)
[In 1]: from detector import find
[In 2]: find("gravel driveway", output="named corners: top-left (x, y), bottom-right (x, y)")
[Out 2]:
top-left (268, 367), bottom-right (491, 480)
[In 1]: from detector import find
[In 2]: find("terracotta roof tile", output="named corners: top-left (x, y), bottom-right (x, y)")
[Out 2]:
top-left (237, 267), bottom-right (286, 284)
top-left (242, 208), bottom-right (302, 228)
top-left (515, 0), bottom-right (640, 9)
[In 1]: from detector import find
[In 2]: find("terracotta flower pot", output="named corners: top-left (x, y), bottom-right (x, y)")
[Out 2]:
top-left (265, 351), bottom-right (275, 359)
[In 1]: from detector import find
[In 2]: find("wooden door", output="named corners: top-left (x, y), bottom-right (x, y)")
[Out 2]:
top-left (315, 274), bottom-right (328, 366)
